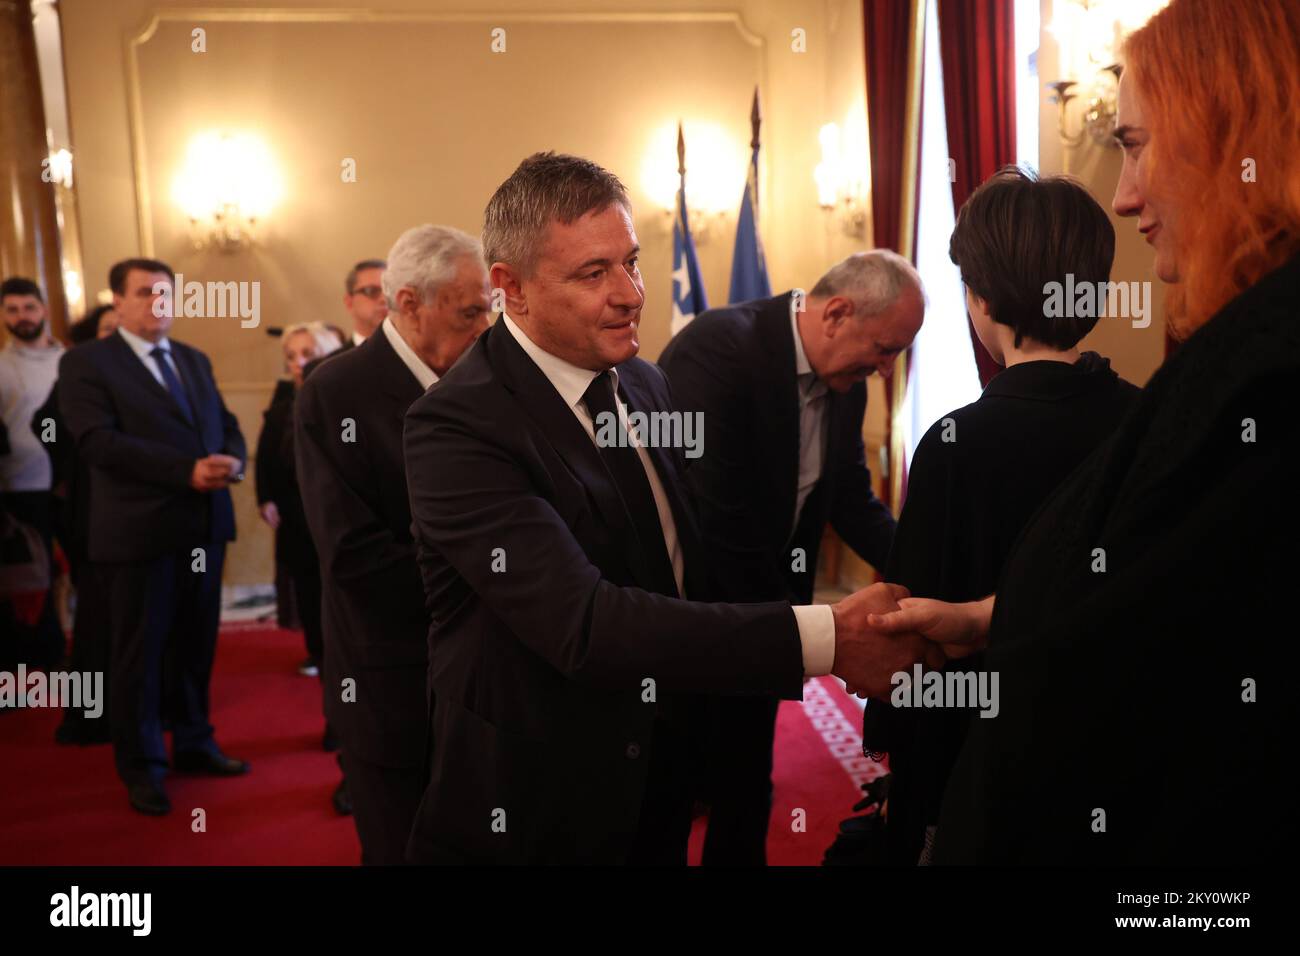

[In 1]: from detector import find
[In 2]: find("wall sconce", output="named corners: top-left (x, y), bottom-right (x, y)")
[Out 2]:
top-left (45, 148), bottom-right (73, 188)
top-left (1047, 0), bottom-right (1168, 147)
top-left (172, 132), bottom-right (281, 252)
top-left (641, 121), bottom-right (741, 246)
top-left (815, 122), bottom-right (867, 239)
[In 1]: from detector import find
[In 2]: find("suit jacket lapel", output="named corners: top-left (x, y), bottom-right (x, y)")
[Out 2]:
top-left (488, 323), bottom-right (656, 588)
top-left (367, 328), bottom-right (426, 410)
top-left (170, 345), bottom-right (208, 430)
top-left (756, 294), bottom-right (801, 535)
top-left (109, 332), bottom-right (194, 429)
top-left (617, 371), bottom-right (705, 582)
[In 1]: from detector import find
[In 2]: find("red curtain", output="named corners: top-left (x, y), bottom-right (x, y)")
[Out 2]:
top-left (863, 0), bottom-right (920, 508)
top-left (937, 0), bottom-right (1017, 388)
top-left (864, 0), bottom-right (916, 258)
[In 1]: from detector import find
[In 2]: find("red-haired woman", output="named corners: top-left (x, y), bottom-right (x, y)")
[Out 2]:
top-left (869, 0), bottom-right (1300, 864)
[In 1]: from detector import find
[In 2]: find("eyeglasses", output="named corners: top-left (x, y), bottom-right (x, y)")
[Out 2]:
top-left (351, 285), bottom-right (385, 301)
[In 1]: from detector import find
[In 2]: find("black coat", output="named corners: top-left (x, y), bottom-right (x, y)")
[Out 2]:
top-left (657, 292), bottom-right (896, 605)
top-left (255, 379), bottom-right (315, 566)
top-left (294, 330), bottom-right (430, 769)
top-left (874, 352), bottom-right (1139, 863)
top-left (402, 320), bottom-right (804, 864)
top-left (57, 331), bottom-right (245, 562)
top-left (935, 252), bottom-right (1300, 864)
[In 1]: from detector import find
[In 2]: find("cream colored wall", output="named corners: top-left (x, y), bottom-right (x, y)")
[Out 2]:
top-left (58, 0), bottom-right (875, 587)
top-left (1038, 0), bottom-right (1167, 387)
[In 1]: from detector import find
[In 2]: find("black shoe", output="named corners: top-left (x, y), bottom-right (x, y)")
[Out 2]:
top-left (128, 781), bottom-right (171, 816)
top-left (173, 749), bottom-right (250, 776)
top-left (54, 720), bottom-right (112, 746)
top-left (332, 779), bottom-right (352, 816)
top-left (298, 657), bottom-right (320, 677)
top-left (321, 725), bottom-right (339, 752)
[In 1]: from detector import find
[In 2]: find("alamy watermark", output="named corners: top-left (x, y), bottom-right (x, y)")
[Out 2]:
top-left (1043, 274), bottom-right (1152, 328)
top-left (594, 410), bottom-right (703, 459)
top-left (890, 664), bottom-right (999, 719)
top-left (0, 665), bottom-right (103, 718)
top-left (152, 275), bottom-right (261, 328)
top-left (50, 886), bottom-right (150, 936)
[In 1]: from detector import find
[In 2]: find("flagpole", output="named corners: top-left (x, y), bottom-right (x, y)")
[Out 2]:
top-left (888, 0), bottom-right (926, 512)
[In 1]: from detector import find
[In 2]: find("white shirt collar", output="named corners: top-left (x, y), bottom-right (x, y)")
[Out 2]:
top-left (789, 298), bottom-right (813, 377)
top-left (117, 325), bottom-right (171, 359)
top-left (381, 315), bottom-right (439, 390)
top-left (500, 312), bottom-right (613, 412)
top-left (352, 330), bottom-right (366, 347)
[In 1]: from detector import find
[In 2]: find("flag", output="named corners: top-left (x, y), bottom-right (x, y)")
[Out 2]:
top-left (670, 129), bottom-right (709, 336)
top-left (727, 143), bottom-right (771, 304)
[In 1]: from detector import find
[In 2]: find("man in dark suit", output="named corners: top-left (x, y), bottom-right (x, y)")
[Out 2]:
top-left (295, 225), bottom-right (491, 864)
top-left (658, 251), bottom-right (924, 864)
top-left (58, 258), bottom-right (248, 815)
top-left (301, 259), bottom-right (387, 380)
top-left (402, 152), bottom-right (948, 865)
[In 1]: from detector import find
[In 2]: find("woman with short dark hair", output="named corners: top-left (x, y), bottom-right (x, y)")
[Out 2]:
top-left (865, 166), bottom-right (1139, 865)
top-left (868, 0), bottom-right (1300, 863)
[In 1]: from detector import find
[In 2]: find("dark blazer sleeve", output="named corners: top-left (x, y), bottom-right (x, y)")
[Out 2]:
top-left (658, 318), bottom-right (790, 602)
top-left (403, 383), bottom-right (805, 698)
top-left (57, 347), bottom-right (195, 489)
top-left (827, 386), bottom-right (895, 571)
top-left (294, 373), bottom-right (420, 594)
top-left (254, 384), bottom-right (291, 506)
top-left (880, 419), bottom-right (950, 596)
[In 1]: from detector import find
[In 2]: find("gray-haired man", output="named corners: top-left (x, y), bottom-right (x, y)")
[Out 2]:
top-left (295, 224), bottom-right (490, 864)
top-left (658, 251), bottom-right (925, 864)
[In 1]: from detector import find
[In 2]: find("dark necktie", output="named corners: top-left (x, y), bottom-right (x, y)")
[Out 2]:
top-left (581, 371), bottom-right (678, 597)
top-left (150, 345), bottom-right (195, 423)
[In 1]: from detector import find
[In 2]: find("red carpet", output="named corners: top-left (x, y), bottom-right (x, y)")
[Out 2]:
top-left (0, 623), bottom-right (877, 866)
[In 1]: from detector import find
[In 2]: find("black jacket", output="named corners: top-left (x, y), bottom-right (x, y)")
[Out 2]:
top-left (402, 320), bottom-right (805, 864)
top-left (57, 331), bottom-right (244, 562)
top-left (875, 352), bottom-right (1139, 863)
top-left (255, 379), bottom-right (315, 565)
top-left (657, 292), bottom-right (896, 605)
top-left (294, 329), bottom-right (429, 768)
top-left (936, 253), bottom-right (1300, 864)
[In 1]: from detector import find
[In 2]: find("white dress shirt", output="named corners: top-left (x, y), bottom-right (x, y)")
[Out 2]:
top-left (500, 314), bottom-right (835, 676)
top-left (117, 325), bottom-right (184, 389)
top-left (381, 315), bottom-right (439, 390)
top-left (352, 330), bottom-right (366, 347)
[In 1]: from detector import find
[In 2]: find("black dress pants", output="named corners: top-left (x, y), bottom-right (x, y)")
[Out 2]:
top-left (338, 750), bottom-right (424, 865)
top-left (100, 541), bottom-right (225, 786)
top-left (697, 694), bottom-right (781, 866)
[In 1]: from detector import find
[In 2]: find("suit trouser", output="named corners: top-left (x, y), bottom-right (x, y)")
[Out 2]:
top-left (100, 541), bottom-right (225, 786)
top-left (698, 694), bottom-right (781, 866)
top-left (627, 716), bottom-right (696, 866)
top-left (338, 750), bottom-right (424, 865)
top-left (1, 490), bottom-right (65, 670)
top-left (59, 558), bottom-right (112, 733)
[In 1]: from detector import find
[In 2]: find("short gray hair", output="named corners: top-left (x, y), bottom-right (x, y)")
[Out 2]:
top-left (482, 152), bottom-right (631, 276)
top-left (381, 225), bottom-right (483, 309)
top-left (810, 250), bottom-right (926, 317)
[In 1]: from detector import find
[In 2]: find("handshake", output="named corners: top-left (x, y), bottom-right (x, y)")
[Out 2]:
top-left (827, 582), bottom-right (988, 698)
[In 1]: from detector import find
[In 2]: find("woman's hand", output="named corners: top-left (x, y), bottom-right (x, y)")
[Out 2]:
top-left (259, 501), bottom-right (281, 529)
top-left (866, 595), bottom-right (994, 659)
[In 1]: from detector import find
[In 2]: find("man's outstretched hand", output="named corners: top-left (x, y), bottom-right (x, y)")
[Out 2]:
top-left (829, 583), bottom-right (945, 699)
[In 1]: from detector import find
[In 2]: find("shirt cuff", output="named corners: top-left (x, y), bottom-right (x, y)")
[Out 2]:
top-left (793, 603), bottom-right (836, 677)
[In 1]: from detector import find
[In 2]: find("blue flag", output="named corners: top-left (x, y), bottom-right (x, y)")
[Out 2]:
top-left (670, 183), bottom-right (709, 336)
top-left (727, 145), bottom-right (771, 304)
